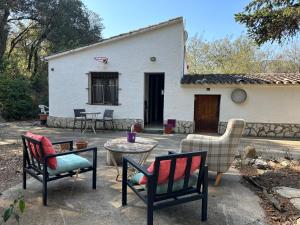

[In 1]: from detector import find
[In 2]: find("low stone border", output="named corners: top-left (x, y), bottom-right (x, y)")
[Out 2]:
top-left (219, 121), bottom-right (300, 138)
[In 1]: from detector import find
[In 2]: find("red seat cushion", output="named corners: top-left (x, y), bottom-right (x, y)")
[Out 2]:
top-left (24, 132), bottom-right (57, 169)
top-left (139, 155), bottom-right (201, 185)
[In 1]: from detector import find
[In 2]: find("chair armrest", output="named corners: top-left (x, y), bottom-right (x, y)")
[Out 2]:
top-left (45, 147), bottom-right (97, 159)
top-left (180, 138), bottom-right (221, 153)
top-left (168, 151), bottom-right (177, 155)
top-left (186, 134), bottom-right (221, 141)
top-left (123, 156), bottom-right (152, 177)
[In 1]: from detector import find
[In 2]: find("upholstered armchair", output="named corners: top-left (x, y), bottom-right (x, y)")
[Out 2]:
top-left (180, 119), bottom-right (245, 185)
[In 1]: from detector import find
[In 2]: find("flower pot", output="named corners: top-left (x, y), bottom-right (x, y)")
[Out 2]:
top-left (133, 123), bottom-right (142, 133)
top-left (127, 132), bottom-right (136, 143)
top-left (39, 114), bottom-right (48, 125)
top-left (76, 141), bottom-right (88, 149)
top-left (60, 143), bottom-right (71, 151)
top-left (164, 126), bottom-right (173, 134)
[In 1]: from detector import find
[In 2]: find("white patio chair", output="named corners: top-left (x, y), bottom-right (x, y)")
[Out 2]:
top-left (38, 105), bottom-right (49, 114)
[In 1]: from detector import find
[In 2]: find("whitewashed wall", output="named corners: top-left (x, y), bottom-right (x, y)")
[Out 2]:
top-left (48, 21), bottom-right (184, 120)
top-left (168, 84), bottom-right (300, 124)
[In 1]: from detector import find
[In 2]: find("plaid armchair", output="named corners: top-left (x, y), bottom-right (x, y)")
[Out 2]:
top-left (180, 119), bottom-right (245, 185)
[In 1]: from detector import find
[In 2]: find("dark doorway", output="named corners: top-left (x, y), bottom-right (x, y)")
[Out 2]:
top-left (144, 73), bottom-right (165, 127)
top-left (194, 95), bottom-right (220, 133)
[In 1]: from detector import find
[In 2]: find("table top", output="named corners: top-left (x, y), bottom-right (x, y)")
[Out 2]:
top-left (104, 137), bottom-right (158, 154)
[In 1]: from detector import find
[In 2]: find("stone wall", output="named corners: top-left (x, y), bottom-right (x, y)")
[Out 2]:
top-left (47, 116), bottom-right (143, 130)
top-left (47, 116), bottom-right (193, 134)
top-left (218, 121), bottom-right (300, 138)
top-left (174, 120), bottom-right (194, 134)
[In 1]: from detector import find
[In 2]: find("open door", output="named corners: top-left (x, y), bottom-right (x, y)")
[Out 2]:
top-left (144, 73), bottom-right (164, 127)
top-left (194, 95), bottom-right (220, 133)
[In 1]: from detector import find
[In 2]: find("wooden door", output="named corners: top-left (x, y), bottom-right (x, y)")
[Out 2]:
top-left (194, 95), bottom-right (220, 133)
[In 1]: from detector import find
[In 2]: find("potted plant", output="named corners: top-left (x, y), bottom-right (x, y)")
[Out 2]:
top-left (164, 119), bottom-right (176, 134)
top-left (38, 114), bottom-right (48, 125)
top-left (76, 140), bottom-right (88, 149)
top-left (133, 120), bottom-right (142, 133)
top-left (164, 124), bottom-right (173, 134)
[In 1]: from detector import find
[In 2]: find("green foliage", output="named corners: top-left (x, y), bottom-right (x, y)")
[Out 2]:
top-left (186, 34), bottom-right (300, 74)
top-left (0, 73), bottom-right (34, 120)
top-left (2, 192), bottom-right (25, 224)
top-left (0, 0), bottom-right (103, 119)
top-left (235, 0), bottom-right (300, 45)
top-left (186, 35), bottom-right (264, 74)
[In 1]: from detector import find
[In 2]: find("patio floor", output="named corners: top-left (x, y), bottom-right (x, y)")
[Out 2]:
top-left (2, 121), bottom-right (299, 225)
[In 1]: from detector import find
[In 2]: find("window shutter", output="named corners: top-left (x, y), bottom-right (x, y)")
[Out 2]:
top-left (87, 72), bottom-right (92, 104)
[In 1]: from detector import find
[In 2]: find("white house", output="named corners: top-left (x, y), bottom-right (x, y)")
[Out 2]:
top-left (46, 17), bottom-right (300, 138)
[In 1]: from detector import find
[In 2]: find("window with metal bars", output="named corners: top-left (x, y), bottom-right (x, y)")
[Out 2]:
top-left (90, 72), bottom-right (119, 105)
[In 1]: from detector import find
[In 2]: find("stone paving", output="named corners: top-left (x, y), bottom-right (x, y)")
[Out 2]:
top-left (274, 187), bottom-right (300, 211)
top-left (1, 121), bottom-right (300, 225)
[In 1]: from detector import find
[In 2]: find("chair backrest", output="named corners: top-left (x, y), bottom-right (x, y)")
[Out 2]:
top-left (39, 105), bottom-right (49, 114)
top-left (222, 119), bottom-right (245, 146)
top-left (151, 151), bottom-right (207, 199)
top-left (103, 109), bottom-right (114, 119)
top-left (74, 109), bottom-right (85, 118)
top-left (21, 135), bottom-right (45, 173)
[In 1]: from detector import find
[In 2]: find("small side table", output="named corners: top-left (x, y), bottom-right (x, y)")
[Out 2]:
top-left (104, 137), bottom-right (158, 181)
top-left (80, 112), bottom-right (101, 134)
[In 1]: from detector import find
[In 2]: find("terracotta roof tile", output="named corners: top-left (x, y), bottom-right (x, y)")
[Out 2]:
top-left (181, 73), bottom-right (300, 85)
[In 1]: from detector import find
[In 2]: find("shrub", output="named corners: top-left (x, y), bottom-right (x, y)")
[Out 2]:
top-left (0, 74), bottom-right (34, 120)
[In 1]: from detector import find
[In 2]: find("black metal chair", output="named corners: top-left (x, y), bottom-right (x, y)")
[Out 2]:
top-left (122, 151), bottom-right (208, 225)
top-left (73, 109), bottom-right (86, 131)
top-left (21, 135), bottom-right (97, 206)
top-left (96, 109), bottom-right (114, 129)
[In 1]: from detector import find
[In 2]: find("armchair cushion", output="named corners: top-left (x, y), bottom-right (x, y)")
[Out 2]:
top-left (24, 132), bottom-right (57, 169)
top-left (131, 173), bottom-right (198, 194)
top-left (47, 154), bottom-right (92, 176)
top-left (138, 156), bottom-right (201, 185)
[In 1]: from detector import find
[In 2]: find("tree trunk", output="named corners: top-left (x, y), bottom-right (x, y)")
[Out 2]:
top-left (0, 8), bottom-right (10, 71)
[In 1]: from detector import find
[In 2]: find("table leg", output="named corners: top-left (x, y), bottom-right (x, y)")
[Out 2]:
top-left (110, 152), bottom-right (120, 181)
top-left (138, 151), bottom-right (152, 165)
top-left (91, 119), bottom-right (96, 134)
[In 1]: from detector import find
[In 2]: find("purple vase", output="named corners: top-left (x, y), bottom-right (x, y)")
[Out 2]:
top-left (127, 132), bottom-right (136, 143)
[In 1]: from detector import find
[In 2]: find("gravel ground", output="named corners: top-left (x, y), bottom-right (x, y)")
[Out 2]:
top-left (0, 143), bottom-right (23, 193)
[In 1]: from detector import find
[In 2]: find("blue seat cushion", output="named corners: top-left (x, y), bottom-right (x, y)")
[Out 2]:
top-left (131, 173), bottom-right (198, 195)
top-left (47, 154), bottom-right (92, 176)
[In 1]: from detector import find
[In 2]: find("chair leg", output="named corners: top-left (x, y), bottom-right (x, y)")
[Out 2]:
top-left (214, 172), bottom-right (223, 186)
top-left (43, 179), bottom-right (47, 206)
top-left (122, 159), bottom-right (127, 206)
top-left (92, 149), bottom-right (97, 189)
top-left (73, 118), bottom-right (76, 130)
top-left (23, 169), bottom-right (26, 189)
top-left (202, 165), bottom-right (208, 221)
top-left (147, 202), bottom-right (154, 225)
top-left (202, 194), bottom-right (208, 221)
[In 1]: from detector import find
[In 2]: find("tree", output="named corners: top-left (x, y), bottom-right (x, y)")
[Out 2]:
top-left (0, 0), bottom-right (35, 70)
top-left (0, 0), bottom-right (104, 119)
top-left (186, 35), bottom-right (264, 74)
top-left (235, 0), bottom-right (300, 45)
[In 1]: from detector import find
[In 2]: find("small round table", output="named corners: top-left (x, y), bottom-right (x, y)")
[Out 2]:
top-left (104, 137), bottom-right (158, 181)
top-left (80, 112), bottom-right (101, 134)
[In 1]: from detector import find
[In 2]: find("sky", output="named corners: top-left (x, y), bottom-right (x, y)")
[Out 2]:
top-left (82, 0), bottom-right (252, 41)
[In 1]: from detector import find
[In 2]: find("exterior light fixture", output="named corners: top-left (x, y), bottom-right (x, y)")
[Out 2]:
top-left (150, 56), bottom-right (156, 62)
